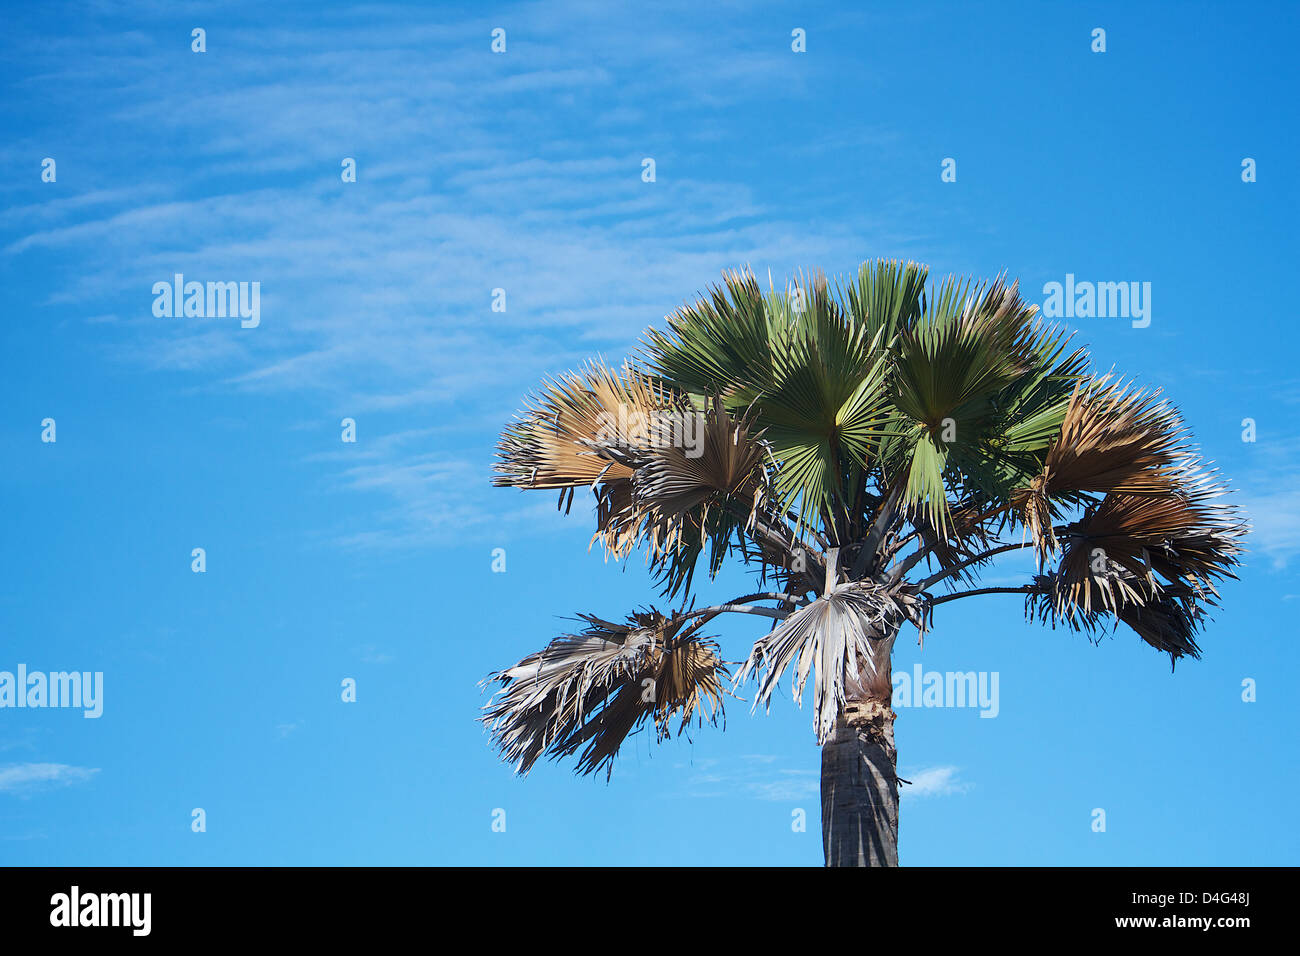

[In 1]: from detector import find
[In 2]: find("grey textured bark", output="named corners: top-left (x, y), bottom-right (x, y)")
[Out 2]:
top-left (820, 701), bottom-right (898, 866)
top-left (821, 630), bottom-right (898, 867)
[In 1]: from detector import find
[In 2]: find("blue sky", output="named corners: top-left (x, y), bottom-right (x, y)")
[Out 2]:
top-left (1, 0), bottom-right (1297, 865)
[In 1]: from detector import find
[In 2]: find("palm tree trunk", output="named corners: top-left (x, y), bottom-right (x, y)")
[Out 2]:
top-left (820, 632), bottom-right (898, 867)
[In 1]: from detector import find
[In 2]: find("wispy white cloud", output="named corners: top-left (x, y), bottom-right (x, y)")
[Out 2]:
top-left (745, 770), bottom-right (819, 802)
top-left (1230, 438), bottom-right (1300, 570)
top-left (680, 758), bottom-right (972, 802)
top-left (358, 645), bottom-right (396, 664)
top-left (1237, 488), bottom-right (1297, 570)
top-left (676, 755), bottom-right (819, 802)
top-left (0, 763), bottom-right (100, 794)
top-left (1, 4), bottom-right (913, 550)
top-left (903, 765), bottom-right (971, 799)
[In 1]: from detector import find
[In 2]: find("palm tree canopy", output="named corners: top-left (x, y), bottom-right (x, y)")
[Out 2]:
top-left (484, 260), bottom-right (1246, 775)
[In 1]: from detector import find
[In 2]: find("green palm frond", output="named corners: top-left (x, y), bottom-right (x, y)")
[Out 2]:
top-left (648, 269), bottom-right (905, 536)
top-left (878, 282), bottom-right (1087, 539)
top-left (642, 268), bottom-right (784, 404)
top-left (844, 258), bottom-right (928, 341)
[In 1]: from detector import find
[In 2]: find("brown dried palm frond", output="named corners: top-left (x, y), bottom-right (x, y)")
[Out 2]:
top-left (1053, 484), bottom-right (1245, 609)
top-left (1014, 377), bottom-right (1196, 563)
top-left (734, 581), bottom-right (922, 743)
top-left (593, 397), bottom-right (770, 560)
top-left (592, 479), bottom-right (639, 558)
top-left (480, 608), bottom-right (729, 779)
top-left (493, 360), bottom-right (683, 491)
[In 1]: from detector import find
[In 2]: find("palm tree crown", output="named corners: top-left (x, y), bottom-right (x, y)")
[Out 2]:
top-left (482, 260), bottom-right (1245, 800)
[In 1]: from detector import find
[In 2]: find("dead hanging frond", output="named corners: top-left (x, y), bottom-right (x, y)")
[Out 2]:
top-left (733, 581), bottom-right (921, 744)
top-left (1026, 476), bottom-right (1246, 664)
top-left (1027, 569), bottom-right (1205, 664)
top-left (480, 608), bottom-right (729, 779)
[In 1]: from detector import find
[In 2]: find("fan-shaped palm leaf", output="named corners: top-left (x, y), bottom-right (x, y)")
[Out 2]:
top-left (647, 270), bottom-right (901, 535)
top-left (884, 277), bottom-right (1083, 533)
top-left (1014, 376), bottom-right (1198, 562)
top-left (844, 258), bottom-right (928, 341)
top-left (642, 268), bottom-right (786, 404)
top-left (1053, 483), bottom-right (1244, 610)
top-left (593, 397), bottom-right (768, 558)
top-left (493, 360), bottom-right (679, 491)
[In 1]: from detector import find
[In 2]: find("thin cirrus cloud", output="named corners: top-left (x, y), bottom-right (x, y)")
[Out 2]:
top-left (676, 758), bottom-right (819, 802)
top-left (677, 760), bottom-right (973, 802)
top-left (3, 6), bottom-right (903, 550)
top-left (5, 7), bottom-right (867, 396)
top-left (1237, 490), bottom-right (1299, 570)
top-left (1228, 439), bottom-right (1299, 570)
top-left (0, 763), bottom-right (100, 795)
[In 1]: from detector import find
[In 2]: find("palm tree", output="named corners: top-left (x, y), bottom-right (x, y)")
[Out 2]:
top-left (481, 260), bottom-right (1245, 866)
